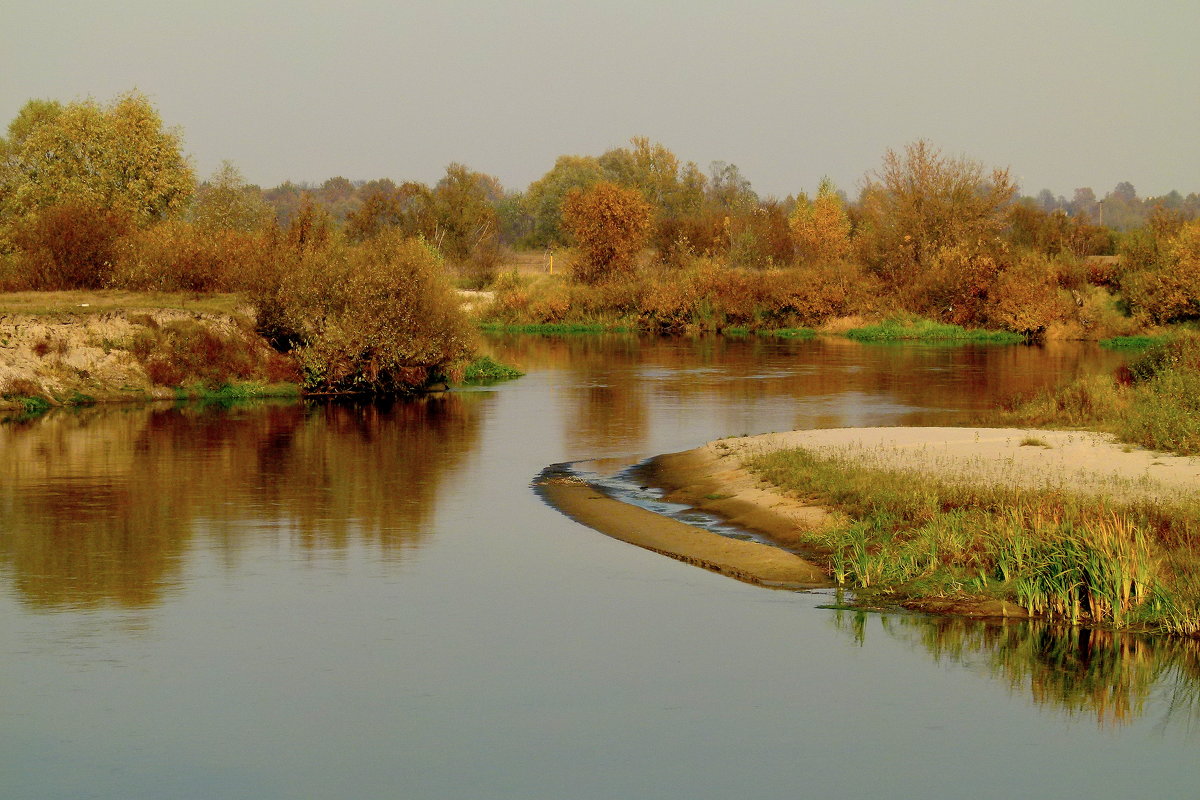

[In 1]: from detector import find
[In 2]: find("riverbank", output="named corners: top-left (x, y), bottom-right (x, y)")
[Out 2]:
top-left (535, 465), bottom-right (830, 590)
top-left (0, 296), bottom-right (298, 412)
top-left (549, 427), bottom-right (1200, 632)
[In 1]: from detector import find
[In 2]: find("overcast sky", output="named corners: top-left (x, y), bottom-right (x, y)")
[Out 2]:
top-left (3, 0), bottom-right (1197, 200)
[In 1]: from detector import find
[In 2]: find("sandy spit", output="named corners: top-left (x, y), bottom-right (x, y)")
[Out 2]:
top-left (661, 427), bottom-right (1200, 506)
top-left (535, 470), bottom-right (831, 590)
top-left (541, 427), bottom-right (1198, 615)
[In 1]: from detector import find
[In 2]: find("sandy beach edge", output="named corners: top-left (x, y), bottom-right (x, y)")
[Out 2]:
top-left (534, 467), bottom-right (831, 590)
top-left (539, 427), bottom-right (1199, 617)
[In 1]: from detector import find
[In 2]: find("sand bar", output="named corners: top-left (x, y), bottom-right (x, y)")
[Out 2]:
top-left (536, 470), bottom-right (831, 589)
top-left (541, 427), bottom-right (1198, 610)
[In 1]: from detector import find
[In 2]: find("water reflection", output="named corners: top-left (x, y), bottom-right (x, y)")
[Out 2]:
top-left (833, 606), bottom-right (1200, 730)
top-left (488, 334), bottom-right (1126, 456)
top-left (0, 394), bottom-right (487, 609)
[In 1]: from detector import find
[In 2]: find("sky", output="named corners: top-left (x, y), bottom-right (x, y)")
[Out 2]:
top-left (3, 0), bottom-right (1197, 200)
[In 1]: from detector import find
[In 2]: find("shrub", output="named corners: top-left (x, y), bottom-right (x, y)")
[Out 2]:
top-left (1120, 221), bottom-right (1200, 324)
top-left (986, 254), bottom-right (1070, 335)
top-left (252, 231), bottom-right (475, 392)
top-left (126, 317), bottom-right (297, 389)
top-left (903, 242), bottom-right (1001, 326)
top-left (9, 200), bottom-right (132, 289)
top-left (112, 220), bottom-right (267, 292)
top-left (561, 182), bottom-right (652, 284)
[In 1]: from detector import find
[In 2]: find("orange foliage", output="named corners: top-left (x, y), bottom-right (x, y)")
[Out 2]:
top-left (113, 220), bottom-right (268, 292)
top-left (790, 179), bottom-right (852, 264)
top-left (561, 182), bottom-right (652, 284)
top-left (9, 200), bottom-right (132, 289)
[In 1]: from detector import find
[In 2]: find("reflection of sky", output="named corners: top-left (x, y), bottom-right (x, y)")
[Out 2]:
top-left (7, 336), bottom-right (1191, 800)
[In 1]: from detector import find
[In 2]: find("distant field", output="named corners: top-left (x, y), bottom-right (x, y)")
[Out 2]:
top-left (498, 250), bottom-right (555, 274)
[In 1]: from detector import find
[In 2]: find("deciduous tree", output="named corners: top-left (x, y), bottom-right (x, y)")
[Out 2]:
top-left (789, 178), bottom-right (852, 264)
top-left (856, 140), bottom-right (1015, 282)
top-left (2, 91), bottom-right (194, 225)
top-left (561, 181), bottom-right (651, 284)
top-left (191, 161), bottom-right (273, 232)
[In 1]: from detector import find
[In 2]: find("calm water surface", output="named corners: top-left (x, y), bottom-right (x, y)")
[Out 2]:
top-left (3, 335), bottom-right (1198, 799)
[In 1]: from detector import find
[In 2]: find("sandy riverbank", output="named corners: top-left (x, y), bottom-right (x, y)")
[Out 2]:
top-left (542, 427), bottom-right (1199, 615)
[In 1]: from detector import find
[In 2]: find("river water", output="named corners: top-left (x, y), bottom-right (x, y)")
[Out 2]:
top-left (3, 335), bottom-right (1198, 799)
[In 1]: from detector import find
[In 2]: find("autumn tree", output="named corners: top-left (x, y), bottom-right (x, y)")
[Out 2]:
top-left (856, 140), bottom-right (1016, 283)
top-left (705, 161), bottom-right (758, 214)
top-left (560, 181), bottom-right (652, 284)
top-left (1122, 219), bottom-right (1200, 323)
top-left (1, 91), bottom-right (194, 225)
top-left (190, 161), bottom-right (273, 232)
top-left (430, 163), bottom-right (503, 287)
top-left (345, 180), bottom-right (433, 242)
top-left (522, 155), bottom-right (605, 247)
top-left (789, 178), bottom-right (852, 264)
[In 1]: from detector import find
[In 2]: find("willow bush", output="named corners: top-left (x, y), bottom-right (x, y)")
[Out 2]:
top-left (251, 230), bottom-right (475, 392)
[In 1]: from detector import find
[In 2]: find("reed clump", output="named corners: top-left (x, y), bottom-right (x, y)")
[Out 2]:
top-left (748, 446), bottom-right (1200, 636)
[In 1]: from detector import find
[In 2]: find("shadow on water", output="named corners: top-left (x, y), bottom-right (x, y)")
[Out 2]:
top-left (0, 393), bottom-right (489, 610)
top-left (832, 603), bottom-right (1200, 731)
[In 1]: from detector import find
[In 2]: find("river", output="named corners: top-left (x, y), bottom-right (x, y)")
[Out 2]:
top-left (2, 334), bottom-right (1198, 799)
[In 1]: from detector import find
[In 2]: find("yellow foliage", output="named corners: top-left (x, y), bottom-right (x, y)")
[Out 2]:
top-left (4, 91), bottom-right (194, 225)
top-left (789, 178), bottom-right (851, 264)
top-left (252, 231), bottom-right (475, 391)
top-left (1123, 220), bottom-right (1200, 323)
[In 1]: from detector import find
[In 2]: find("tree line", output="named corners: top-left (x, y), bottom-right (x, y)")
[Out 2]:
top-left (2, 90), bottom-right (1199, 348)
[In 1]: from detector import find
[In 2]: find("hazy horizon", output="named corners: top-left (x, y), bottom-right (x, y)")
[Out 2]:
top-left (3, 1), bottom-right (1197, 200)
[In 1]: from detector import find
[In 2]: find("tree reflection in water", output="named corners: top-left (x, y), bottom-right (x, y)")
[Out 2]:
top-left (832, 604), bottom-right (1200, 731)
top-left (0, 394), bottom-right (487, 610)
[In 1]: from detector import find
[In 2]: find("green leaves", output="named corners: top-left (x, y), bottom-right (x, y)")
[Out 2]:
top-left (3, 91), bottom-right (194, 226)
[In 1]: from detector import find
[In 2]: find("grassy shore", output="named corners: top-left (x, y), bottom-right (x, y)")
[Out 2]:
top-left (991, 332), bottom-right (1200, 456)
top-left (748, 446), bottom-right (1200, 636)
top-left (730, 335), bottom-right (1200, 636)
top-left (842, 317), bottom-right (1025, 343)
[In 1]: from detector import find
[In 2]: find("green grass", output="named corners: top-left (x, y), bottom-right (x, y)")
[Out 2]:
top-left (172, 382), bottom-right (301, 403)
top-left (460, 355), bottom-right (523, 385)
top-left (477, 321), bottom-right (631, 334)
top-left (994, 334), bottom-right (1200, 456)
top-left (764, 327), bottom-right (817, 339)
top-left (1100, 335), bottom-right (1169, 349)
top-left (746, 446), bottom-right (1200, 636)
top-left (844, 316), bottom-right (1024, 343)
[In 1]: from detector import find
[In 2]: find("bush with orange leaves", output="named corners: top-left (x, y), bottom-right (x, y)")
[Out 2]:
top-left (985, 255), bottom-right (1071, 335)
top-left (112, 220), bottom-right (268, 292)
top-left (7, 199), bottom-right (132, 289)
top-left (561, 182), bottom-right (651, 284)
top-left (1121, 220), bottom-right (1200, 324)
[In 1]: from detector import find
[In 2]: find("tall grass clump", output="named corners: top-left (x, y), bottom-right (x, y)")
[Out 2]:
top-left (844, 314), bottom-right (1024, 343)
top-left (1118, 333), bottom-right (1200, 455)
top-left (747, 447), bottom-right (1200, 635)
top-left (460, 355), bottom-right (523, 385)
